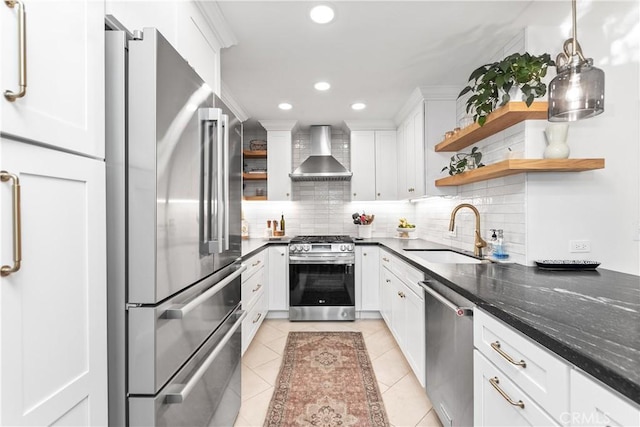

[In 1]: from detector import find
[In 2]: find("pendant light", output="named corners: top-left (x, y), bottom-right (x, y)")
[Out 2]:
top-left (548, 0), bottom-right (604, 121)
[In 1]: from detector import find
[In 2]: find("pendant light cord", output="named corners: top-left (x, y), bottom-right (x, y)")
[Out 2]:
top-left (571, 0), bottom-right (578, 56)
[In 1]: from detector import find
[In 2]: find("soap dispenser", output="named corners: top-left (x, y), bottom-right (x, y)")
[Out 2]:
top-left (488, 229), bottom-right (498, 256)
top-left (493, 229), bottom-right (508, 259)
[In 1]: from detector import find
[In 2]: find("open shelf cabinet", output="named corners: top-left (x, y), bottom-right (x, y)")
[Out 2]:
top-left (435, 158), bottom-right (605, 187)
top-left (435, 102), bottom-right (548, 152)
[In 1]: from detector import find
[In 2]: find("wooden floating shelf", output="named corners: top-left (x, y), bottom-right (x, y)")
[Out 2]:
top-left (242, 173), bottom-right (267, 180)
top-left (435, 158), bottom-right (605, 187)
top-left (243, 195), bottom-right (267, 201)
top-left (243, 149), bottom-right (267, 158)
top-left (435, 102), bottom-right (548, 152)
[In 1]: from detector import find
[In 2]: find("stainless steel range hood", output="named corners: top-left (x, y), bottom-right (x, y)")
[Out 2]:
top-left (289, 125), bottom-right (353, 181)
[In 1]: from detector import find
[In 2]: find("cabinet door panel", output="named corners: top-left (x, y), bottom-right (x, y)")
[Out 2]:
top-left (359, 246), bottom-right (380, 310)
top-left (0, 139), bottom-right (107, 426)
top-left (268, 246), bottom-right (288, 310)
top-left (374, 131), bottom-right (397, 200)
top-left (350, 131), bottom-right (376, 200)
top-left (1, 0), bottom-right (104, 157)
top-left (267, 133), bottom-right (292, 201)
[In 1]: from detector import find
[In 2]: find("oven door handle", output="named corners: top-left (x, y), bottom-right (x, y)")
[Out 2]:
top-left (289, 257), bottom-right (355, 265)
top-left (165, 309), bottom-right (246, 404)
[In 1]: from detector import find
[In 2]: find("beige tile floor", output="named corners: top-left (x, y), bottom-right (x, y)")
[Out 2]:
top-left (234, 319), bottom-right (443, 427)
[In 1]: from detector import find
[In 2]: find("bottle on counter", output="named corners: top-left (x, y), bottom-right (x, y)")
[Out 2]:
top-left (493, 229), bottom-right (508, 259)
top-left (280, 213), bottom-right (286, 235)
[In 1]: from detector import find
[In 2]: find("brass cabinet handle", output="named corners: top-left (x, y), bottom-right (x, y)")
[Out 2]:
top-left (382, 257), bottom-right (389, 262)
top-left (251, 259), bottom-right (261, 267)
top-left (491, 341), bottom-right (527, 368)
top-left (1, 171), bottom-right (22, 276)
top-left (489, 377), bottom-right (525, 408)
top-left (252, 312), bottom-right (262, 324)
top-left (363, 253), bottom-right (367, 256)
top-left (397, 291), bottom-right (405, 298)
top-left (4, 0), bottom-right (27, 101)
top-left (385, 279), bottom-right (391, 283)
top-left (252, 284), bottom-right (262, 293)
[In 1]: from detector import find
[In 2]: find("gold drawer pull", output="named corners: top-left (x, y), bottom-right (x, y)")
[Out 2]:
top-left (4, 0), bottom-right (27, 101)
top-left (382, 257), bottom-right (390, 262)
top-left (397, 291), bottom-right (405, 298)
top-left (489, 377), bottom-right (525, 408)
top-left (251, 259), bottom-right (261, 267)
top-left (252, 283), bottom-right (262, 293)
top-left (1, 171), bottom-right (22, 276)
top-left (491, 341), bottom-right (527, 367)
top-left (252, 312), bottom-right (262, 324)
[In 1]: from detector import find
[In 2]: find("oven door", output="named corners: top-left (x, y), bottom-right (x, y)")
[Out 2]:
top-left (289, 260), bottom-right (355, 321)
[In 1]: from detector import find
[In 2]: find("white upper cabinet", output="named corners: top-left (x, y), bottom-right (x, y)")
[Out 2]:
top-left (397, 102), bottom-right (424, 199)
top-left (1, 0), bottom-right (104, 157)
top-left (349, 127), bottom-right (397, 201)
top-left (260, 120), bottom-right (296, 201)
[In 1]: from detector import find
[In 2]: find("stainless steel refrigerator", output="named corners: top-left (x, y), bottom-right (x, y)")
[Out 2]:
top-left (106, 22), bottom-right (244, 426)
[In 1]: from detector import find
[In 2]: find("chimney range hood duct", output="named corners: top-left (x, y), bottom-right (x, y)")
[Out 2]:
top-left (289, 125), bottom-right (353, 181)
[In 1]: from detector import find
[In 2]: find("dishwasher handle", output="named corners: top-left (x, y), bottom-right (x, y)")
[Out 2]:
top-left (420, 281), bottom-right (473, 317)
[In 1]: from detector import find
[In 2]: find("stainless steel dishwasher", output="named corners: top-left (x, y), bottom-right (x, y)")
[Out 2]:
top-left (420, 277), bottom-right (474, 427)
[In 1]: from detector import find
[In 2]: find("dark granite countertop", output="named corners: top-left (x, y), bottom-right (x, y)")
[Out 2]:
top-left (240, 236), bottom-right (640, 404)
top-left (370, 238), bottom-right (640, 406)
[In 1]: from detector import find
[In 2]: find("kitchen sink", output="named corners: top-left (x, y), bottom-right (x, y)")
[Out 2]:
top-left (404, 249), bottom-right (485, 264)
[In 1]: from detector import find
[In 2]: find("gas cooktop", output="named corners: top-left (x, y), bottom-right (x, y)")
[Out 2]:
top-left (289, 235), bottom-right (354, 244)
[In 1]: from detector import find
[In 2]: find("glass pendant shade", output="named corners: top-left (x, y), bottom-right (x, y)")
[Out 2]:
top-left (548, 60), bottom-right (605, 121)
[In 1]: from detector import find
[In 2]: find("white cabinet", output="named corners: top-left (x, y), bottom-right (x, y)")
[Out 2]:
top-left (268, 245), bottom-right (288, 311)
top-left (260, 121), bottom-right (297, 201)
top-left (397, 103), bottom-right (425, 199)
top-left (0, 139), bottom-right (107, 426)
top-left (350, 131), bottom-right (397, 201)
top-left (241, 250), bottom-right (268, 354)
top-left (1, 0), bottom-right (104, 157)
top-left (474, 350), bottom-right (561, 426)
top-left (570, 370), bottom-right (640, 427)
top-left (355, 246), bottom-right (380, 312)
top-left (379, 250), bottom-right (425, 385)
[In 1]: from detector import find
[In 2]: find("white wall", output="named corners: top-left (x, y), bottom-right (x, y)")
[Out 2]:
top-left (524, 18), bottom-right (640, 274)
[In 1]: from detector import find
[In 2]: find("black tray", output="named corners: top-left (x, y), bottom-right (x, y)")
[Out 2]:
top-left (535, 260), bottom-right (600, 271)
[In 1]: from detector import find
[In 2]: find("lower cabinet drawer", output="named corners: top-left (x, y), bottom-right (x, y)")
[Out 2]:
top-left (474, 309), bottom-right (570, 423)
top-left (242, 291), bottom-right (268, 354)
top-left (474, 350), bottom-right (561, 427)
top-left (241, 266), bottom-right (265, 309)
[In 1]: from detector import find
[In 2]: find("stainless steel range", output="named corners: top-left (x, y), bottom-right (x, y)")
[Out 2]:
top-left (289, 235), bottom-right (355, 321)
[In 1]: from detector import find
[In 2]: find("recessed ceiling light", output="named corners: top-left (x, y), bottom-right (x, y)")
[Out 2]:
top-left (314, 81), bottom-right (331, 91)
top-left (351, 102), bottom-right (366, 111)
top-left (310, 5), bottom-right (335, 24)
top-left (278, 102), bottom-right (293, 110)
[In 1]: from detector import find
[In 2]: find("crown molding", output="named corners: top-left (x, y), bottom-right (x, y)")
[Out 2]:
top-left (258, 120), bottom-right (299, 133)
top-left (220, 82), bottom-right (249, 122)
top-left (194, 1), bottom-right (238, 49)
top-left (343, 120), bottom-right (397, 132)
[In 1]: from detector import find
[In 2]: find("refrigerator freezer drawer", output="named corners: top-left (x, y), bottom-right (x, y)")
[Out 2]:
top-left (129, 309), bottom-right (244, 427)
top-left (128, 263), bottom-right (242, 394)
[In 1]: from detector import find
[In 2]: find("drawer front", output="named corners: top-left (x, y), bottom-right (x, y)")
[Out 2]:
top-left (474, 350), bottom-right (561, 427)
top-left (474, 310), bottom-right (570, 423)
top-left (129, 310), bottom-right (244, 427)
top-left (241, 266), bottom-right (265, 310)
top-left (128, 265), bottom-right (242, 394)
top-left (243, 250), bottom-right (267, 281)
top-left (401, 261), bottom-right (425, 298)
top-left (242, 291), bottom-right (268, 354)
top-left (570, 370), bottom-right (640, 427)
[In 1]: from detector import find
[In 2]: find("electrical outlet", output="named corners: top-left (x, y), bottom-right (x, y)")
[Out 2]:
top-left (569, 240), bottom-right (591, 253)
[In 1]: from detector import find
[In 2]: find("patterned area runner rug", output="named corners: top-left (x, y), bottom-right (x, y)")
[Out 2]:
top-left (264, 331), bottom-right (389, 427)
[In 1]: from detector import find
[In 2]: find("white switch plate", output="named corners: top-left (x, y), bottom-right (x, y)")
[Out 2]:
top-left (569, 240), bottom-right (591, 253)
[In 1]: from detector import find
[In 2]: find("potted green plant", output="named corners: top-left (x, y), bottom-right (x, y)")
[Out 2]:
top-left (458, 52), bottom-right (555, 126)
top-left (441, 146), bottom-right (485, 176)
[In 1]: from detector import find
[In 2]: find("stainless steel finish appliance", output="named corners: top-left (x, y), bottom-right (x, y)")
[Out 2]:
top-left (420, 278), bottom-right (474, 427)
top-left (289, 235), bottom-right (355, 321)
top-left (106, 22), bottom-right (244, 427)
top-left (289, 125), bottom-right (353, 181)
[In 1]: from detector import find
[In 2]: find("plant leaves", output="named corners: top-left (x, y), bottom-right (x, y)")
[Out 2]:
top-left (458, 86), bottom-right (472, 98)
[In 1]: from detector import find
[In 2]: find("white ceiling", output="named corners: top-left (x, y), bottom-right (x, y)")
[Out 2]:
top-left (215, 1), bottom-right (617, 130)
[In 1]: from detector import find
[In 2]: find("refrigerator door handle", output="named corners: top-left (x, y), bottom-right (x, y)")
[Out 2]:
top-left (165, 309), bottom-right (247, 404)
top-left (198, 107), bottom-right (223, 255)
top-left (222, 114), bottom-right (230, 251)
top-left (164, 263), bottom-right (247, 319)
